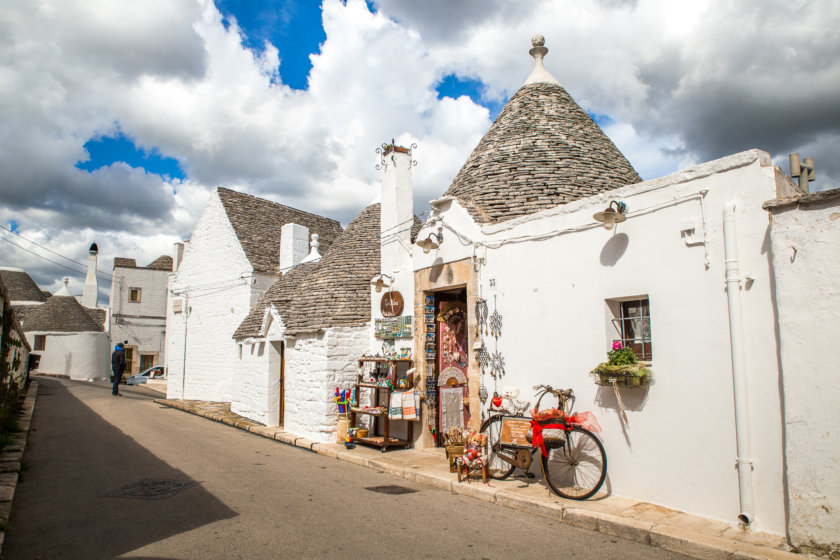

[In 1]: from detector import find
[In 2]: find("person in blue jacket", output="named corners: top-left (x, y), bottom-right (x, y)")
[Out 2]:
top-left (111, 343), bottom-right (126, 396)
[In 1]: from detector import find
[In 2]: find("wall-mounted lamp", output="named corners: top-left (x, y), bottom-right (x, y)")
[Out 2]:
top-left (416, 229), bottom-right (444, 254)
top-left (371, 273), bottom-right (394, 292)
top-left (593, 200), bottom-right (628, 230)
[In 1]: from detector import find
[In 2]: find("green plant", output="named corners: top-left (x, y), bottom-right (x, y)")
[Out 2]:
top-left (607, 341), bottom-right (638, 366)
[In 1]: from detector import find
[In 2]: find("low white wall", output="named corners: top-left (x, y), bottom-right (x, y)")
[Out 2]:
top-left (283, 326), bottom-right (370, 443)
top-left (767, 193), bottom-right (840, 553)
top-left (29, 331), bottom-right (109, 380)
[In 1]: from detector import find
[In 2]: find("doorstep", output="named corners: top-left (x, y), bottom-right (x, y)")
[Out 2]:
top-left (156, 398), bottom-right (801, 560)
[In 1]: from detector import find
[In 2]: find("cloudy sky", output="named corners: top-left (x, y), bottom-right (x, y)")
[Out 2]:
top-left (1, 0), bottom-right (838, 299)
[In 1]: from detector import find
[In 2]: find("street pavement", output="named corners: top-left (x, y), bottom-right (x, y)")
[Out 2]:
top-left (4, 377), bottom-right (694, 559)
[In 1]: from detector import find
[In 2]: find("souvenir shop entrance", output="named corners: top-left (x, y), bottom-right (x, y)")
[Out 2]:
top-left (424, 288), bottom-right (470, 443)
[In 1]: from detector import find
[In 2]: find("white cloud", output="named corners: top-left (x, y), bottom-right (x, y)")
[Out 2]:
top-left (1, 0), bottom-right (838, 296)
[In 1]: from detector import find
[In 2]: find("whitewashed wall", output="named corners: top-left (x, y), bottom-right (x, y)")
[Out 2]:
top-left (283, 325), bottom-right (370, 442)
top-left (28, 331), bottom-right (109, 380)
top-left (109, 266), bottom-right (169, 372)
top-left (231, 309), bottom-right (286, 426)
top-left (414, 150), bottom-right (786, 535)
top-left (166, 191), bottom-right (258, 401)
top-left (767, 193), bottom-right (840, 552)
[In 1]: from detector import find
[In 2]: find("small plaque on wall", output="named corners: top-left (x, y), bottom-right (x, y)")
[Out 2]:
top-left (380, 291), bottom-right (404, 317)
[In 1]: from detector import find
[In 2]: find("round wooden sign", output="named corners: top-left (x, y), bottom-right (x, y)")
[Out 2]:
top-left (380, 291), bottom-right (404, 317)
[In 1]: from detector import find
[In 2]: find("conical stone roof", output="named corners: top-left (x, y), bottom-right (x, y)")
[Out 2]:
top-left (444, 38), bottom-right (641, 225)
top-left (15, 294), bottom-right (103, 333)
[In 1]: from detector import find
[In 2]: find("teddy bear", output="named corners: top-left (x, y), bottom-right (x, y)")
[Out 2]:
top-left (457, 430), bottom-right (488, 483)
top-left (489, 386), bottom-right (530, 416)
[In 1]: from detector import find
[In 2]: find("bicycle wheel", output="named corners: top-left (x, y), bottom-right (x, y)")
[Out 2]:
top-left (479, 415), bottom-right (516, 480)
top-left (541, 426), bottom-right (606, 500)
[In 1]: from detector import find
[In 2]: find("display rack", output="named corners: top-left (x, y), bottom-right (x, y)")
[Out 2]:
top-left (350, 358), bottom-right (414, 452)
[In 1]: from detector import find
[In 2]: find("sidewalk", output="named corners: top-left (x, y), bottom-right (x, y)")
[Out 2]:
top-left (0, 380), bottom-right (37, 554)
top-left (157, 398), bottom-right (802, 560)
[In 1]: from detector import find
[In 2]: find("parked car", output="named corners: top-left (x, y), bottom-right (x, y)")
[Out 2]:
top-left (125, 366), bottom-right (166, 386)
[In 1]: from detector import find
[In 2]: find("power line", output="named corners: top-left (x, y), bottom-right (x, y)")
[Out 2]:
top-left (0, 225), bottom-right (115, 279)
top-left (0, 234), bottom-right (89, 276)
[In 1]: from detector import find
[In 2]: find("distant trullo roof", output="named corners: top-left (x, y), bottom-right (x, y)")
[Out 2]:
top-left (0, 268), bottom-right (48, 303)
top-left (15, 293), bottom-right (103, 333)
top-left (443, 35), bottom-right (641, 225)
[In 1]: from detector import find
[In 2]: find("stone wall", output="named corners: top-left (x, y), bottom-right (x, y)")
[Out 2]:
top-left (283, 325), bottom-right (370, 443)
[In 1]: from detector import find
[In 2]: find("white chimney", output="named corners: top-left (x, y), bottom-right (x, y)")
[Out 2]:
top-left (279, 223), bottom-right (310, 274)
top-left (380, 143), bottom-right (414, 276)
top-left (82, 242), bottom-right (98, 308)
top-left (173, 242), bottom-right (185, 271)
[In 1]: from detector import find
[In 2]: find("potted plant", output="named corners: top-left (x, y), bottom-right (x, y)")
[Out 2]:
top-left (591, 341), bottom-right (652, 387)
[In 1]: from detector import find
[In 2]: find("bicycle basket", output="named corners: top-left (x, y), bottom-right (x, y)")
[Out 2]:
top-left (525, 419), bottom-right (567, 449)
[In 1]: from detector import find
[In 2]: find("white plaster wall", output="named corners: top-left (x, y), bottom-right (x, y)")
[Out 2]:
top-left (231, 309), bottom-right (286, 426)
top-left (283, 326), bottom-right (371, 442)
top-left (28, 331), bottom-right (109, 380)
top-left (166, 191), bottom-right (259, 401)
top-left (415, 150), bottom-right (787, 535)
top-left (768, 196), bottom-right (840, 552)
top-left (108, 265), bottom-right (171, 370)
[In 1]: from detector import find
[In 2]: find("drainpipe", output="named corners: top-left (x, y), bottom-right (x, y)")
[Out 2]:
top-left (723, 201), bottom-right (754, 526)
top-left (181, 296), bottom-right (190, 400)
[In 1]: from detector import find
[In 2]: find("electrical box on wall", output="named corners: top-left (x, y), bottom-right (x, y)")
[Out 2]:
top-left (680, 219), bottom-right (704, 246)
top-left (172, 298), bottom-right (183, 313)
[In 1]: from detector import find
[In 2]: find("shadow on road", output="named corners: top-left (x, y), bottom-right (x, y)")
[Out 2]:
top-left (4, 378), bottom-right (237, 559)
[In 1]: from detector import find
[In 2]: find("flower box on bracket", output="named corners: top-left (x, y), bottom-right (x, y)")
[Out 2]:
top-left (591, 363), bottom-right (653, 388)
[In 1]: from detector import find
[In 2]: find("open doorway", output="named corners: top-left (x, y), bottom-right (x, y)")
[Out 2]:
top-left (270, 341), bottom-right (285, 426)
top-left (431, 288), bottom-right (469, 438)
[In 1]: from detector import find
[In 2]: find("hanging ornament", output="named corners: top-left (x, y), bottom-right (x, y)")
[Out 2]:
top-left (479, 383), bottom-right (488, 403)
top-left (477, 342), bottom-right (490, 372)
top-left (475, 298), bottom-right (488, 336)
top-left (490, 351), bottom-right (505, 379)
top-left (489, 297), bottom-right (503, 339)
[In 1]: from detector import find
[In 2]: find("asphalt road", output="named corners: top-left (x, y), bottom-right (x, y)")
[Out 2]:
top-left (4, 378), bottom-right (693, 559)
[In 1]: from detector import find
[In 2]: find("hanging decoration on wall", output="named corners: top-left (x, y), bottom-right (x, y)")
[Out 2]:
top-left (479, 383), bottom-right (488, 404)
top-left (475, 297), bottom-right (488, 336)
top-left (477, 342), bottom-right (490, 372)
top-left (489, 304), bottom-right (503, 339)
top-left (490, 351), bottom-right (505, 380)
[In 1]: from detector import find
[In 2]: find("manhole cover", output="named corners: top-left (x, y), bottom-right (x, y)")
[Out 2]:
top-left (364, 485), bottom-right (417, 495)
top-left (109, 479), bottom-right (197, 500)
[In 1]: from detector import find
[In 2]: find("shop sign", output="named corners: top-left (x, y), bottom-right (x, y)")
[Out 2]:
top-left (380, 291), bottom-right (404, 317)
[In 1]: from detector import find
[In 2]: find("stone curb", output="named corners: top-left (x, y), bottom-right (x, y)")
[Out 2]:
top-left (155, 399), bottom-right (800, 560)
top-left (0, 380), bottom-right (38, 555)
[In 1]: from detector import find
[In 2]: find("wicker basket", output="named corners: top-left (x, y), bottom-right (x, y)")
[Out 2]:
top-left (525, 419), bottom-right (567, 449)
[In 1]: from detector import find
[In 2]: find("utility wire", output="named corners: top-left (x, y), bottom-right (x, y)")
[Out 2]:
top-left (0, 224), bottom-right (115, 279)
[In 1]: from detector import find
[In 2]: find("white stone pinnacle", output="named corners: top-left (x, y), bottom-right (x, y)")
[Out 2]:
top-left (524, 34), bottom-right (560, 86)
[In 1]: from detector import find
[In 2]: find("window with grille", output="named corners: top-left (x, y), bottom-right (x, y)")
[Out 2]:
top-left (610, 298), bottom-right (652, 361)
top-left (34, 335), bottom-right (46, 351)
top-left (129, 288), bottom-right (141, 302)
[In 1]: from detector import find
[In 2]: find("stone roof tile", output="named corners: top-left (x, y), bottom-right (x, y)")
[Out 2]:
top-left (15, 295), bottom-right (103, 333)
top-left (0, 269), bottom-right (47, 303)
top-left (216, 188), bottom-right (344, 274)
top-left (282, 204), bottom-right (381, 336)
top-left (444, 82), bottom-right (641, 224)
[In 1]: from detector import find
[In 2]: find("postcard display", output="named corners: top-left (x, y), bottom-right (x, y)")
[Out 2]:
top-left (351, 357), bottom-right (419, 452)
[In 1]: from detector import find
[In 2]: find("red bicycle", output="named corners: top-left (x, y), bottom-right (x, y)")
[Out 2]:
top-left (480, 385), bottom-right (607, 500)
